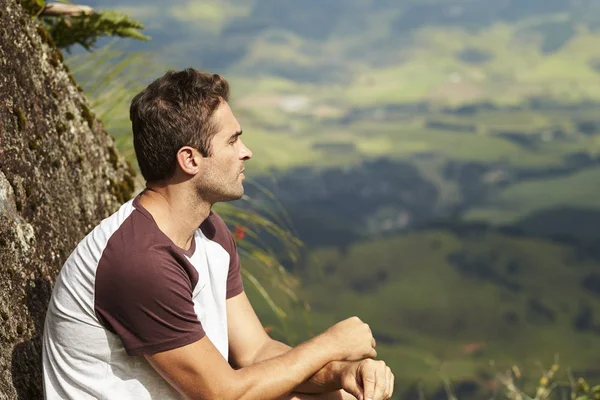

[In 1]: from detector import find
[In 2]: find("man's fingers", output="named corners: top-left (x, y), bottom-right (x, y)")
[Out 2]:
top-left (342, 380), bottom-right (363, 400)
top-left (387, 368), bottom-right (394, 399)
top-left (372, 366), bottom-right (387, 400)
top-left (368, 348), bottom-right (377, 359)
top-left (362, 368), bottom-right (376, 400)
top-left (371, 336), bottom-right (376, 349)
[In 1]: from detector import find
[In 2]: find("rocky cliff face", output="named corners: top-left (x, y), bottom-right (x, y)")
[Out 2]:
top-left (0, 1), bottom-right (137, 397)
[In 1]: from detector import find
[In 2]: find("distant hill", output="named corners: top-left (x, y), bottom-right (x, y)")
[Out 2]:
top-left (85, 0), bottom-right (600, 105)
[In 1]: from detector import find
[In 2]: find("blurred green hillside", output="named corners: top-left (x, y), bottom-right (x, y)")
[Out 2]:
top-left (89, 0), bottom-right (600, 106)
top-left (74, 1), bottom-right (600, 398)
top-left (244, 224), bottom-right (600, 398)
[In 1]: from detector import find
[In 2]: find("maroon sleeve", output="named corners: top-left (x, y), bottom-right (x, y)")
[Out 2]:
top-left (202, 212), bottom-right (244, 299)
top-left (225, 240), bottom-right (243, 299)
top-left (95, 216), bottom-right (205, 356)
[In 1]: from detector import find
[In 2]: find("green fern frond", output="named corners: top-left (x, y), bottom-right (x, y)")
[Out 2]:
top-left (19, 0), bottom-right (148, 51)
top-left (43, 10), bottom-right (149, 51)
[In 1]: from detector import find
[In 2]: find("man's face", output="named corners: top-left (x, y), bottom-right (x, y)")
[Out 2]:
top-left (195, 101), bottom-right (252, 203)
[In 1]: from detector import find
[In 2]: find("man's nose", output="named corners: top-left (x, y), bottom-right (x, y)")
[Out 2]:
top-left (241, 142), bottom-right (252, 160)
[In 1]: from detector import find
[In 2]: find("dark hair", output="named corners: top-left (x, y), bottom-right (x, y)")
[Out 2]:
top-left (130, 68), bottom-right (230, 182)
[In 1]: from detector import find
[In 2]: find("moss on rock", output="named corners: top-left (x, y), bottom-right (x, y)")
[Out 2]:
top-left (13, 106), bottom-right (26, 131)
top-left (81, 103), bottom-right (94, 128)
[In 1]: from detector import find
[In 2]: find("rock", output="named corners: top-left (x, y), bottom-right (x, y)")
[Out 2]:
top-left (0, 0), bottom-right (138, 397)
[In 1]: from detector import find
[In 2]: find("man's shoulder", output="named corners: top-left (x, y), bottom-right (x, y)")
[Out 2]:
top-left (96, 219), bottom-right (198, 292)
top-left (90, 199), bottom-right (181, 271)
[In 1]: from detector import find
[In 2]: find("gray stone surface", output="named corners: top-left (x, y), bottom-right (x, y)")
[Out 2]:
top-left (0, 1), bottom-right (138, 397)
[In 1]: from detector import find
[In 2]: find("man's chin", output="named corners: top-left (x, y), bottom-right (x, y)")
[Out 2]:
top-left (218, 188), bottom-right (244, 203)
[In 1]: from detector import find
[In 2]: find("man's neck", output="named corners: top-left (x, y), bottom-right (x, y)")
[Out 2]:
top-left (139, 185), bottom-right (212, 251)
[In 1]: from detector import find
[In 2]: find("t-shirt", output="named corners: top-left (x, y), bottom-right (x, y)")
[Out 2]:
top-left (42, 194), bottom-right (244, 399)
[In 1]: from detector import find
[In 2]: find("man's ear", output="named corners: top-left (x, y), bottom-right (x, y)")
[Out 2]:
top-left (176, 146), bottom-right (203, 176)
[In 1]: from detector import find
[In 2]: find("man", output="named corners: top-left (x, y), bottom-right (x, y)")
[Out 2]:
top-left (42, 68), bottom-right (395, 400)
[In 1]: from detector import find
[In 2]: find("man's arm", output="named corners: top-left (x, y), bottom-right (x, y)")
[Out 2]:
top-left (249, 339), bottom-right (395, 400)
top-left (145, 316), bottom-right (376, 400)
top-left (227, 292), bottom-right (347, 393)
top-left (250, 338), bottom-right (349, 393)
top-left (227, 292), bottom-right (391, 397)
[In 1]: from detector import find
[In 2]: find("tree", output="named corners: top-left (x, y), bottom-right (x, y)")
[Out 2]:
top-left (0, 0), bottom-right (138, 397)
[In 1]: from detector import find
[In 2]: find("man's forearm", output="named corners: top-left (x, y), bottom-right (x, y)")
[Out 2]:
top-left (234, 337), bottom-right (334, 399)
top-left (252, 339), bottom-right (292, 364)
top-left (253, 339), bottom-right (348, 394)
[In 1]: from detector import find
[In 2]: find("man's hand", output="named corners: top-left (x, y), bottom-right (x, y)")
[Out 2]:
top-left (338, 359), bottom-right (394, 400)
top-left (323, 317), bottom-right (377, 361)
